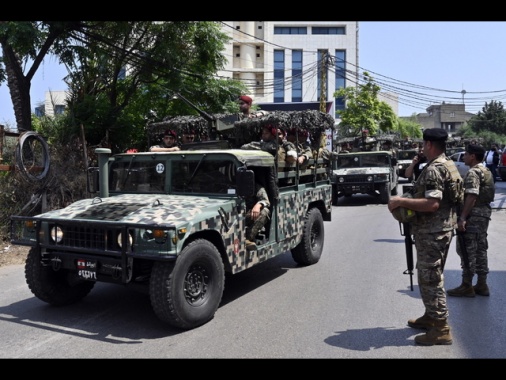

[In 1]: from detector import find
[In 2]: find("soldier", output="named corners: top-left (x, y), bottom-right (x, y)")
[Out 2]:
top-left (276, 127), bottom-right (297, 165)
top-left (287, 128), bottom-right (313, 167)
top-left (241, 124), bottom-right (278, 157)
top-left (149, 130), bottom-right (180, 152)
top-left (238, 95), bottom-right (268, 119)
top-left (447, 144), bottom-right (495, 297)
top-left (244, 181), bottom-right (270, 251)
top-left (388, 128), bottom-right (463, 346)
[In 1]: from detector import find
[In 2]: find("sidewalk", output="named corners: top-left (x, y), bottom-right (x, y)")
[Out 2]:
top-left (492, 179), bottom-right (506, 209)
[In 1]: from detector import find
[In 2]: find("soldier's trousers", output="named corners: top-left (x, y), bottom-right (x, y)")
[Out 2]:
top-left (246, 208), bottom-right (270, 241)
top-left (456, 215), bottom-right (490, 278)
top-left (413, 230), bottom-right (453, 320)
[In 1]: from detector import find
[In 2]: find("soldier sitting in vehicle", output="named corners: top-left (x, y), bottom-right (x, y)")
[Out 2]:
top-left (244, 179), bottom-right (271, 251)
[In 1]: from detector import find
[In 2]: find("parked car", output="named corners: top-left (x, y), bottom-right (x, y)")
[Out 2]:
top-left (450, 151), bottom-right (469, 178)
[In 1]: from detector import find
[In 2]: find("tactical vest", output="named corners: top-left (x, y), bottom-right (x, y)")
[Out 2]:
top-left (413, 155), bottom-right (463, 206)
top-left (472, 165), bottom-right (495, 205)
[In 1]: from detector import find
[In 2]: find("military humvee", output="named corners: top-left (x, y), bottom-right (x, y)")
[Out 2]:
top-left (10, 110), bottom-right (333, 330)
top-left (331, 135), bottom-right (399, 204)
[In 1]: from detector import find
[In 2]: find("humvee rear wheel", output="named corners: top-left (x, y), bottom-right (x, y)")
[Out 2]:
top-left (149, 239), bottom-right (225, 330)
top-left (25, 248), bottom-right (95, 306)
top-left (291, 207), bottom-right (324, 266)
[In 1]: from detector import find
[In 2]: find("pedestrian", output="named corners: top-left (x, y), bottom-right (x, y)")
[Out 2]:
top-left (388, 128), bottom-right (463, 346)
top-left (447, 144), bottom-right (495, 297)
top-left (484, 144), bottom-right (499, 183)
top-left (149, 129), bottom-right (180, 152)
top-left (404, 147), bottom-right (428, 182)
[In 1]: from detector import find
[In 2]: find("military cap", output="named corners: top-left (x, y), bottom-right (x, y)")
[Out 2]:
top-left (423, 128), bottom-right (448, 141)
top-left (263, 124), bottom-right (277, 137)
top-left (239, 95), bottom-right (252, 105)
top-left (163, 129), bottom-right (177, 138)
top-left (466, 144), bottom-right (486, 156)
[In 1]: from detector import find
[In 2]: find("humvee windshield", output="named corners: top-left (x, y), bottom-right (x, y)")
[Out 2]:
top-left (109, 156), bottom-right (237, 195)
top-left (337, 154), bottom-right (391, 168)
top-left (397, 150), bottom-right (418, 160)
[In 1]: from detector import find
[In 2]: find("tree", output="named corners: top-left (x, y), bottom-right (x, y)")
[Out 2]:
top-left (333, 71), bottom-right (400, 137)
top-left (0, 21), bottom-right (82, 131)
top-left (457, 100), bottom-right (506, 147)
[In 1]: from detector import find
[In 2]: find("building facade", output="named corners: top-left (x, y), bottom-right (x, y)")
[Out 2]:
top-left (218, 21), bottom-right (360, 120)
top-left (404, 102), bottom-right (475, 137)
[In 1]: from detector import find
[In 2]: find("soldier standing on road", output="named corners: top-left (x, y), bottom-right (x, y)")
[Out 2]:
top-left (388, 128), bottom-right (463, 346)
top-left (447, 144), bottom-right (495, 297)
top-left (405, 147), bottom-right (428, 182)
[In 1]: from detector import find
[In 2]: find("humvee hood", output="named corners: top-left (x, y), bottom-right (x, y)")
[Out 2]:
top-left (36, 194), bottom-right (234, 225)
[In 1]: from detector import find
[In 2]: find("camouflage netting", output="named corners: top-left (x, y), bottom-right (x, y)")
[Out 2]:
top-left (147, 110), bottom-right (336, 149)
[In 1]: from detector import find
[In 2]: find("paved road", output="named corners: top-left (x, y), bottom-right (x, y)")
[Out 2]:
top-left (0, 180), bottom-right (504, 358)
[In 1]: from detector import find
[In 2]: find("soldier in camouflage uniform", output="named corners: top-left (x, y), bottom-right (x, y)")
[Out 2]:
top-left (241, 125), bottom-right (278, 157)
top-left (388, 128), bottom-right (463, 346)
top-left (287, 128), bottom-right (313, 167)
top-left (447, 144), bottom-right (495, 298)
top-left (244, 182), bottom-right (270, 251)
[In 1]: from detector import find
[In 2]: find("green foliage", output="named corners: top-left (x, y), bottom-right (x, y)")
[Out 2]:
top-left (464, 100), bottom-right (506, 146)
top-left (398, 117), bottom-right (423, 139)
top-left (333, 72), bottom-right (400, 136)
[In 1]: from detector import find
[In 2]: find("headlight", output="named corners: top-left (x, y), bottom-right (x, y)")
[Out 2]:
top-left (50, 225), bottom-right (64, 243)
top-left (367, 175), bottom-right (373, 182)
top-left (141, 229), bottom-right (169, 244)
top-left (338, 177), bottom-right (344, 183)
top-left (117, 231), bottom-right (133, 248)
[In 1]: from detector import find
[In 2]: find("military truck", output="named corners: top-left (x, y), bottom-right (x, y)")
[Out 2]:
top-left (396, 148), bottom-right (418, 180)
top-left (331, 135), bottom-right (398, 205)
top-left (10, 110), bottom-right (333, 330)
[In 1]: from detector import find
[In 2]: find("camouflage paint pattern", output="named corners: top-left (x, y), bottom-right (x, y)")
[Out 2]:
top-left (455, 164), bottom-right (495, 277)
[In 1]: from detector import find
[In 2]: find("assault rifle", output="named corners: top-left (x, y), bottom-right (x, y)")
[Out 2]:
top-left (399, 222), bottom-right (414, 291)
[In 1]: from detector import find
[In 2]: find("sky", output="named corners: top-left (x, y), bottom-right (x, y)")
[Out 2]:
top-left (2, 21), bottom-right (506, 127)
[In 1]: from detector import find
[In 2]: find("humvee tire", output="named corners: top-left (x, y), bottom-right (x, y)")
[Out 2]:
top-left (149, 239), bottom-right (225, 330)
top-left (291, 207), bottom-right (324, 266)
top-left (379, 183), bottom-right (390, 204)
top-left (25, 247), bottom-right (95, 306)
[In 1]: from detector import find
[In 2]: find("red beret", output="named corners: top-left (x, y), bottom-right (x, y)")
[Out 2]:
top-left (239, 95), bottom-right (252, 105)
top-left (164, 129), bottom-right (177, 138)
top-left (263, 124), bottom-right (277, 137)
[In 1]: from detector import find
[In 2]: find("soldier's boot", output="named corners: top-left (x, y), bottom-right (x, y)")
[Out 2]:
top-left (447, 276), bottom-right (475, 297)
top-left (407, 313), bottom-right (436, 330)
top-left (414, 319), bottom-right (453, 346)
top-left (473, 275), bottom-right (490, 296)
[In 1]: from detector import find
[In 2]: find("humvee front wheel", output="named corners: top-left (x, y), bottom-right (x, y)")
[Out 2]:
top-left (379, 183), bottom-right (390, 204)
top-left (149, 239), bottom-right (225, 330)
top-left (291, 207), bottom-right (324, 266)
top-left (25, 248), bottom-right (95, 306)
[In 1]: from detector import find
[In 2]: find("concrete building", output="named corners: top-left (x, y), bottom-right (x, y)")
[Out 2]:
top-left (218, 21), bottom-right (360, 120)
top-left (34, 90), bottom-right (68, 118)
top-left (402, 102), bottom-right (475, 137)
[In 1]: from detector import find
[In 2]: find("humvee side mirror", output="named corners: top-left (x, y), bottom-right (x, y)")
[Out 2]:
top-left (236, 167), bottom-right (255, 197)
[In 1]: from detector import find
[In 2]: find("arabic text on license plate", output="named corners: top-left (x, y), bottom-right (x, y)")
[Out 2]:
top-left (77, 259), bottom-right (97, 281)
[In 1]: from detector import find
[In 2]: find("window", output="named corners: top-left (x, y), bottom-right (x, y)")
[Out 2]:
top-left (274, 50), bottom-right (285, 103)
top-left (334, 50), bottom-right (346, 117)
top-left (292, 50), bottom-right (302, 102)
top-left (274, 27), bottom-right (307, 35)
top-left (54, 105), bottom-right (65, 115)
top-left (312, 27), bottom-right (345, 35)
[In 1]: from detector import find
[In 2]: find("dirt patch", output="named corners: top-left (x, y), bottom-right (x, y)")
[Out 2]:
top-left (0, 243), bottom-right (29, 268)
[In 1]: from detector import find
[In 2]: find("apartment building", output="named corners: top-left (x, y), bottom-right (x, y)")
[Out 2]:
top-left (218, 21), bottom-right (360, 120)
top-left (34, 90), bottom-right (68, 118)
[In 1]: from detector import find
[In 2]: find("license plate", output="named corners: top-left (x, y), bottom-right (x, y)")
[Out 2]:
top-left (77, 259), bottom-right (97, 281)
